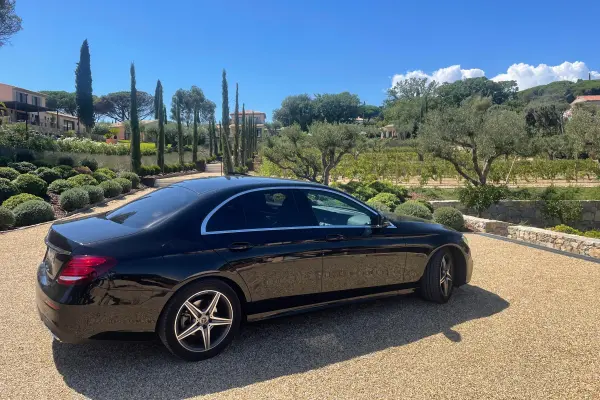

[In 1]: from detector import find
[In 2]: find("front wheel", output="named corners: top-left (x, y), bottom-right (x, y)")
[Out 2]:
top-left (420, 249), bottom-right (454, 303)
top-left (158, 279), bottom-right (241, 361)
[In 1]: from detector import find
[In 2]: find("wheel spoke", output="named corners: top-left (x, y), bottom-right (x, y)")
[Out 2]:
top-left (184, 301), bottom-right (202, 319)
top-left (440, 276), bottom-right (446, 284)
top-left (203, 325), bottom-right (210, 350)
top-left (177, 322), bottom-right (201, 341)
top-left (210, 316), bottom-right (232, 326)
top-left (204, 292), bottom-right (221, 316)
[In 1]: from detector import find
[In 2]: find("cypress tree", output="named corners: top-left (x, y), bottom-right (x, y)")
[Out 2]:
top-left (176, 97), bottom-right (184, 166)
top-left (153, 81), bottom-right (160, 119)
top-left (221, 70), bottom-right (234, 173)
top-left (129, 63), bottom-right (141, 173)
top-left (233, 83), bottom-right (240, 167)
top-left (156, 80), bottom-right (165, 172)
top-left (208, 117), bottom-right (214, 157)
top-left (163, 105), bottom-right (167, 124)
top-left (192, 108), bottom-right (199, 163)
top-left (75, 39), bottom-right (94, 132)
top-left (213, 116), bottom-right (219, 155)
top-left (240, 104), bottom-right (246, 166)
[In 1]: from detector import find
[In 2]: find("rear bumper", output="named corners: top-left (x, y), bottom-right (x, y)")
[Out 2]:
top-left (36, 284), bottom-right (89, 343)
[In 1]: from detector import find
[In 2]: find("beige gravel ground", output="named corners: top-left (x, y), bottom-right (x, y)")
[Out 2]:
top-left (1, 173), bottom-right (599, 399)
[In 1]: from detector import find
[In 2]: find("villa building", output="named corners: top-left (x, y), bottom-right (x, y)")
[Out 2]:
top-left (228, 110), bottom-right (266, 138)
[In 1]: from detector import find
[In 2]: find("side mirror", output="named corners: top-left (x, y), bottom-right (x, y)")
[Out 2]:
top-left (371, 214), bottom-right (390, 229)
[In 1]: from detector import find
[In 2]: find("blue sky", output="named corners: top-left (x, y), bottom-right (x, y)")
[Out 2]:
top-left (1, 0), bottom-right (599, 121)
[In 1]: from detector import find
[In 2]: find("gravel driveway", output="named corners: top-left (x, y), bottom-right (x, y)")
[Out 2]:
top-left (1, 184), bottom-right (599, 398)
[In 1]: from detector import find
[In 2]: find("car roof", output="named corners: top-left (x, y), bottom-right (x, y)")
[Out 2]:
top-left (173, 175), bottom-right (324, 194)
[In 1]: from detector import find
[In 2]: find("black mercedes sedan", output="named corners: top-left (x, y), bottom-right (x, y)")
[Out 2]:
top-left (37, 176), bottom-right (472, 361)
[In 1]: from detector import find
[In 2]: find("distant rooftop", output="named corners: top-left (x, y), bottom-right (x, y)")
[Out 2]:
top-left (573, 95), bottom-right (600, 102)
top-left (229, 110), bottom-right (266, 116)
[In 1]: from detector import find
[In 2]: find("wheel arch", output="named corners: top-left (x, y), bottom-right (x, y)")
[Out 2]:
top-left (426, 243), bottom-right (469, 287)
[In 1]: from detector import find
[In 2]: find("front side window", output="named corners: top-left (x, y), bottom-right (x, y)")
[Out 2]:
top-left (299, 189), bottom-right (375, 227)
top-left (205, 189), bottom-right (303, 233)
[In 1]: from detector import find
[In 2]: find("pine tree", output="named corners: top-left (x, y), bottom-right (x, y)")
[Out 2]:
top-left (156, 80), bottom-right (165, 172)
top-left (221, 70), bottom-right (234, 173)
top-left (233, 83), bottom-right (240, 167)
top-left (240, 104), bottom-right (246, 166)
top-left (176, 97), bottom-right (184, 166)
top-left (75, 39), bottom-right (94, 132)
top-left (129, 63), bottom-right (141, 173)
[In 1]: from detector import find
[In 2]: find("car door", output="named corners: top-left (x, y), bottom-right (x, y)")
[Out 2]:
top-left (200, 188), bottom-right (325, 314)
top-left (294, 188), bottom-right (408, 296)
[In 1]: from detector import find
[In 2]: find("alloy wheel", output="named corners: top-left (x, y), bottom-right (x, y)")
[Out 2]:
top-left (439, 254), bottom-right (453, 297)
top-left (174, 290), bottom-right (234, 352)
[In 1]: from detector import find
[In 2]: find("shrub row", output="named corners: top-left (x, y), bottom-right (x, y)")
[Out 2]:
top-left (550, 224), bottom-right (600, 239)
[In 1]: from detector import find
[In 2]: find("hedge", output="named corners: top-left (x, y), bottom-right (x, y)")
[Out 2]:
top-left (80, 157), bottom-right (98, 171)
top-left (0, 178), bottom-right (19, 204)
top-left (395, 200), bottom-right (433, 220)
top-left (99, 180), bottom-right (122, 198)
top-left (433, 207), bottom-right (464, 231)
top-left (53, 165), bottom-right (78, 179)
top-left (8, 161), bottom-right (36, 174)
top-left (118, 172), bottom-right (140, 189)
top-left (0, 206), bottom-right (15, 230)
top-left (81, 185), bottom-right (104, 204)
top-left (96, 168), bottom-right (117, 179)
top-left (34, 167), bottom-right (61, 184)
top-left (57, 156), bottom-right (75, 166)
top-left (13, 173), bottom-right (48, 197)
top-left (67, 174), bottom-right (99, 187)
top-left (113, 178), bottom-right (132, 194)
top-left (48, 179), bottom-right (75, 194)
top-left (366, 192), bottom-right (401, 212)
top-left (92, 172), bottom-right (111, 183)
top-left (13, 200), bottom-right (55, 226)
top-left (0, 167), bottom-right (20, 181)
top-left (59, 188), bottom-right (90, 212)
top-left (2, 193), bottom-right (44, 210)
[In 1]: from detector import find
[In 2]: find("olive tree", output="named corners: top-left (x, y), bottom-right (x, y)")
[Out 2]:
top-left (262, 122), bottom-right (360, 185)
top-left (419, 98), bottom-right (529, 186)
top-left (566, 105), bottom-right (600, 159)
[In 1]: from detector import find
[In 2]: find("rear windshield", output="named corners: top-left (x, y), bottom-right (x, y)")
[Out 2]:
top-left (105, 186), bottom-right (198, 228)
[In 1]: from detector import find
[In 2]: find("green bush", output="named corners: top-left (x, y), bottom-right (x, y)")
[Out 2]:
top-left (99, 180), bottom-right (122, 198)
top-left (53, 165), bottom-right (78, 179)
top-left (367, 181), bottom-right (409, 202)
top-left (550, 224), bottom-right (583, 235)
top-left (59, 188), bottom-right (90, 212)
top-left (96, 168), bottom-right (117, 179)
top-left (13, 173), bottom-right (48, 196)
top-left (118, 172), bottom-right (140, 189)
top-left (0, 178), bottom-right (19, 204)
top-left (433, 207), bottom-right (465, 231)
top-left (57, 156), bottom-right (75, 167)
top-left (395, 200), bottom-right (433, 220)
top-left (583, 230), bottom-right (600, 239)
top-left (353, 185), bottom-right (378, 201)
top-left (0, 206), bottom-right (15, 230)
top-left (195, 159), bottom-right (206, 172)
top-left (2, 193), bottom-right (44, 209)
top-left (48, 179), bottom-right (75, 194)
top-left (416, 199), bottom-right (434, 213)
top-left (366, 192), bottom-right (401, 212)
top-left (80, 157), bottom-right (98, 171)
top-left (33, 167), bottom-right (61, 184)
top-left (92, 172), bottom-right (110, 183)
top-left (67, 174), bottom-right (99, 187)
top-left (0, 167), bottom-right (20, 181)
top-left (540, 186), bottom-right (583, 225)
top-left (365, 200), bottom-right (391, 213)
top-left (74, 166), bottom-right (93, 175)
top-left (12, 200), bottom-right (54, 227)
top-left (8, 161), bottom-right (36, 174)
top-left (15, 149), bottom-right (35, 162)
top-left (113, 178), bottom-right (132, 193)
top-left (458, 184), bottom-right (507, 217)
top-left (81, 185), bottom-right (104, 204)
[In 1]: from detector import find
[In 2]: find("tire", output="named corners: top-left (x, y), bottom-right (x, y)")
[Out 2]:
top-left (420, 248), bottom-right (454, 303)
top-left (158, 279), bottom-right (241, 361)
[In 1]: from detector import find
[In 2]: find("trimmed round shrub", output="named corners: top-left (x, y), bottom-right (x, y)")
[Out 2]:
top-left (353, 185), bottom-right (378, 202)
top-left (67, 174), bottom-right (99, 187)
top-left (8, 161), bottom-right (37, 174)
top-left (0, 167), bottom-right (20, 181)
top-left (96, 168), bottom-right (117, 179)
top-left (0, 206), bottom-right (15, 230)
top-left (367, 181), bottom-right (409, 202)
top-left (74, 166), bottom-right (92, 175)
top-left (365, 200), bottom-right (390, 213)
top-left (100, 180), bottom-right (123, 198)
top-left (80, 157), bottom-right (98, 171)
top-left (433, 207), bottom-right (465, 231)
top-left (2, 193), bottom-right (44, 209)
top-left (15, 149), bottom-right (35, 162)
top-left (113, 177), bottom-right (132, 194)
top-left (13, 200), bottom-right (54, 227)
top-left (48, 179), bottom-right (75, 194)
top-left (118, 172), bottom-right (140, 189)
top-left (395, 200), bottom-right (433, 220)
top-left (366, 192), bottom-right (401, 212)
top-left (417, 199), bottom-right (434, 213)
top-left (57, 156), bottom-right (75, 167)
top-left (53, 165), bottom-right (78, 179)
top-left (584, 230), bottom-right (600, 239)
top-left (550, 224), bottom-right (583, 235)
top-left (13, 173), bottom-right (48, 197)
top-left (59, 188), bottom-right (90, 212)
top-left (92, 172), bottom-right (110, 183)
top-left (34, 167), bottom-right (61, 184)
top-left (81, 185), bottom-right (104, 204)
top-left (0, 178), bottom-right (19, 204)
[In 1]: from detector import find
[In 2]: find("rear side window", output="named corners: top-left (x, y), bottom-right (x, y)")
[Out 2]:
top-left (106, 186), bottom-right (198, 228)
top-left (205, 189), bottom-right (304, 233)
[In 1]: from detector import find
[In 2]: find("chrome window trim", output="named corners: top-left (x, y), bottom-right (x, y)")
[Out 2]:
top-left (200, 185), bottom-right (381, 235)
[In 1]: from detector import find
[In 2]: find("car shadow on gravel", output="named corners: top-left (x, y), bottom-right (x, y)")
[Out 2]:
top-left (53, 284), bottom-right (508, 399)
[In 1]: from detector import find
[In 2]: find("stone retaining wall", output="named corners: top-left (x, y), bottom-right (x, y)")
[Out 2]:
top-left (431, 200), bottom-right (600, 231)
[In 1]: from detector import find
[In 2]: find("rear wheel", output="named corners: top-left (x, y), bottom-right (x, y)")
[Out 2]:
top-left (158, 279), bottom-right (241, 361)
top-left (420, 248), bottom-right (454, 303)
